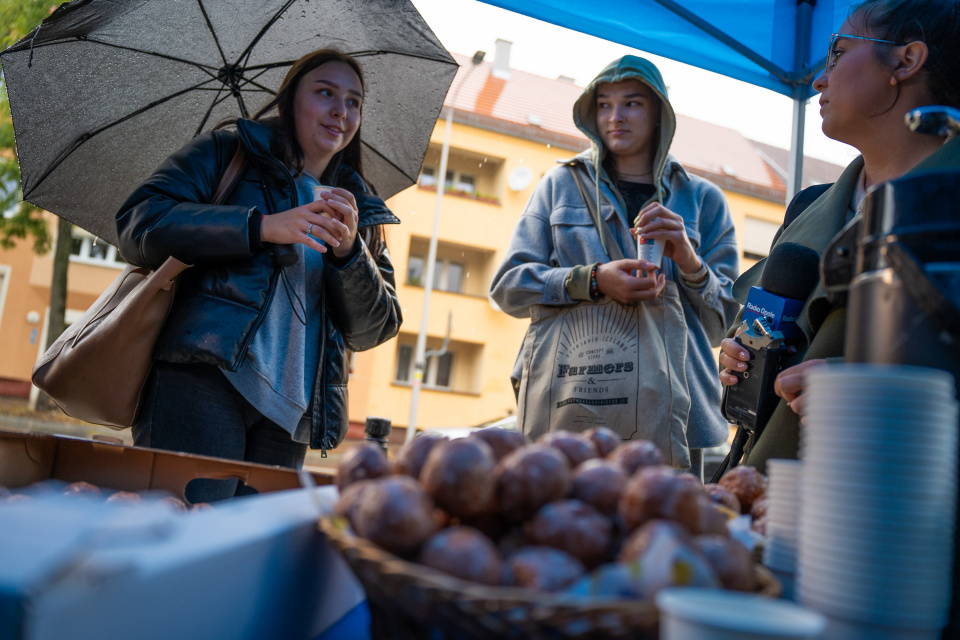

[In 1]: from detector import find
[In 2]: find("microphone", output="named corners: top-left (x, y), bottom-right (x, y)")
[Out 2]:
top-left (713, 242), bottom-right (820, 480)
top-left (742, 242), bottom-right (822, 342)
top-left (722, 242), bottom-right (821, 432)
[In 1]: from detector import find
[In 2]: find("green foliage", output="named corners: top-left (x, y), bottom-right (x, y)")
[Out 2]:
top-left (0, 0), bottom-right (58, 50)
top-left (0, 0), bottom-right (61, 254)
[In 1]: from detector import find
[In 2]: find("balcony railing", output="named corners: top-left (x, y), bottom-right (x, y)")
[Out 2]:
top-left (416, 183), bottom-right (500, 205)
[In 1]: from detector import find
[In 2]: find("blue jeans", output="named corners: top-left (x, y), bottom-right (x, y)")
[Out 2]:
top-left (133, 361), bottom-right (308, 503)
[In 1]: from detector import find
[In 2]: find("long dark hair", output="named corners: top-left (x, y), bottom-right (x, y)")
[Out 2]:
top-left (237, 49), bottom-right (385, 256)
top-left (851, 0), bottom-right (960, 109)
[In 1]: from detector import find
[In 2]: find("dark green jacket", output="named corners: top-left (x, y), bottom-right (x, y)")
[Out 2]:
top-left (734, 136), bottom-right (960, 472)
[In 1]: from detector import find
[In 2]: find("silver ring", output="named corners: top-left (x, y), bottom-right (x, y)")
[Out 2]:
top-left (306, 223), bottom-right (314, 236)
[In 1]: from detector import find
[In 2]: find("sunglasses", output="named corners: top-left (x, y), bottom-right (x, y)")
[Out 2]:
top-left (826, 33), bottom-right (907, 71)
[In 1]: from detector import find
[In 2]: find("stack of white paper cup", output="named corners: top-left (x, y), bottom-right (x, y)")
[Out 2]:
top-left (797, 363), bottom-right (958, 640)
top-left (762, 458), bottom-right (803, 600)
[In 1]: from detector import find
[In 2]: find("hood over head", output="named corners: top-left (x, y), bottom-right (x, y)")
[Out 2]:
top-left (573, 55), bottom-right (676, 203)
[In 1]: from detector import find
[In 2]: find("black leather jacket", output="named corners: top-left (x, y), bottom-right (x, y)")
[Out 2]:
top-left (115, 119), bottom-right (402, 452)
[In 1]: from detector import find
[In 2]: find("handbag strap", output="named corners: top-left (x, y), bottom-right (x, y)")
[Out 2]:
top-left (212, 142), bottom-right (246, 205)
top-left (566, 163), bottom-right (624, 261)
top-left (567, 162), bottom-right (600, 231)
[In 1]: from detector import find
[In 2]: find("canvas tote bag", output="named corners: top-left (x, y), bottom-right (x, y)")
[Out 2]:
top-left (31, 144), bottom-right (246, 428)
top-left (516, 165), bottom-right (692, 468)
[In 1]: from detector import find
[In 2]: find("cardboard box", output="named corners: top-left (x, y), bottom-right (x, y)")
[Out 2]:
top-left (0, 429), bottom-right (333, 500)
top-left (0, 486), bottom-right (369, 640)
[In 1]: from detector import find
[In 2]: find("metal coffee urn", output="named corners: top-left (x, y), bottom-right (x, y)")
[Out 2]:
top-left (844, 170), bottom-right (960, 374)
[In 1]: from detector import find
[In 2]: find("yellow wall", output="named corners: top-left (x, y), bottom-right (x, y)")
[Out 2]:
top-left (724, 190), bottom-right (785, 272)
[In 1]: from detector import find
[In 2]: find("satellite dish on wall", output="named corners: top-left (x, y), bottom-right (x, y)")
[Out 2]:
top-left (508, 165), bottom-right (533, 192)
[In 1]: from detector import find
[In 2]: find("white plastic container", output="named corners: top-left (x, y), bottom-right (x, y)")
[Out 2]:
top-left (657, 588), bottom-right (826, 640)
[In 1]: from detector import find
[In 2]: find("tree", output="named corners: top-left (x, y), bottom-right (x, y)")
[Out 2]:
top-left (1, 1), bottom-right (72, 410)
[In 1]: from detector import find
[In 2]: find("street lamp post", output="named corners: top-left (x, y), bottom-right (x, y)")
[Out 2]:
top-left (405, 50), bottom-right (485, 445)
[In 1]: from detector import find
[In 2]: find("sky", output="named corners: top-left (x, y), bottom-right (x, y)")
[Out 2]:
top-left (410, 0), bottom-right (861, 168)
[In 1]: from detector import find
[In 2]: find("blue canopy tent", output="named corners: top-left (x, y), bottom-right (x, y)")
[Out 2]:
top-left (479, 0), bottom-right (858, 201)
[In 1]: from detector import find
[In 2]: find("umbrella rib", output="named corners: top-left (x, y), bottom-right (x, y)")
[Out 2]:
top-left (196, 0), bottom-right (230, 69)
top-left (241, 50), bottom-right (459, 72)
top-left (234, 0), bottom-right (300, 67)
top-left (229, 66), bottom-right (277, 95)
top-left (360, 140), bottom-right (416, 185)
top-left (23, 80), bottom-right (220, 201)
top-left (193, 85), bottom-right (235, 137)
top-left (239, 76), bottom-right (278, 95)
top-left (19, 37), bottom-right (220, 74)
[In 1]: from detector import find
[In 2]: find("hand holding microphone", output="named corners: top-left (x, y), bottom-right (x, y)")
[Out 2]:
top-left (712, 242), bottom-right (820, 480)
top-left (720, 242), bottom-right (821, 433)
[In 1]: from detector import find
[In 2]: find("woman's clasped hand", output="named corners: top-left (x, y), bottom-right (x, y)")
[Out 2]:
top-left (262, 187), bottom-right (359, 257)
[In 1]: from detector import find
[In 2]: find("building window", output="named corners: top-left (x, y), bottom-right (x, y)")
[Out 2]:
top-left (432, 352), bottom-right (453, 388)
top-left (445, 170), bottom-right (476, 195)
top-left (419, 166), bottom-right (437, 188)
top-left (407, 256), bottom-right (425, 287)
top-left (438, 261), bottom-right (464, 294)
top-left (70, 229), bottom-right (125, 267)
top-left (741, 217), bottom-right (781, 259)
top-left (407, 254), bottom-right (464, 293)
top-left (394, 344), bottom-right (454, 389)
top-left (395, 345), bottom-right (413, 383)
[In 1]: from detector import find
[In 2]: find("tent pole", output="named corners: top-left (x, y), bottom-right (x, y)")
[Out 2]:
top-left (787, 0), bottom-right (815, 203)
top-left (787, 90), bottom-right (806, 204)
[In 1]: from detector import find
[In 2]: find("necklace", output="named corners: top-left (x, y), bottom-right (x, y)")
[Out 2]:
top-left (618, 170), bottom-right (653, 178)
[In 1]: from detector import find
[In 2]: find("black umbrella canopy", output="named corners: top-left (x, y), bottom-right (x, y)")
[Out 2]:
top-left (1, 0), bottom-right (458, 245)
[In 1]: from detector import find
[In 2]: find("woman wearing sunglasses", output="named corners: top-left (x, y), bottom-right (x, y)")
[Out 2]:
top-left (718, 0), bottom-right (960, 471)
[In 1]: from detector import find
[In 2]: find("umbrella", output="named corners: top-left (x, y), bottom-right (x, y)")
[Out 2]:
top-left (1, 0), bottom-right (458, 246)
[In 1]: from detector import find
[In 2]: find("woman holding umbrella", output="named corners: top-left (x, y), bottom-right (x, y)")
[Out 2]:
top-left (115, 49), bottom-right (402, 503)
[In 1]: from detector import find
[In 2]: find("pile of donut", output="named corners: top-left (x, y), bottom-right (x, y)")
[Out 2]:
top-left (334, 427), bottom-right (769, 600)
top-left (0, 481), bottom-right (210, 512)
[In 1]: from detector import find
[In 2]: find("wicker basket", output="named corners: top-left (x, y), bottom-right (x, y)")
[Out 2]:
top-left (319, 517), bottom-right (781, 640)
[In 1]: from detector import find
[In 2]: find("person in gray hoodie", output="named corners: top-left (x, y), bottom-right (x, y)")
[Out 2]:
top-left (490, 55), bottom-right (739, 476)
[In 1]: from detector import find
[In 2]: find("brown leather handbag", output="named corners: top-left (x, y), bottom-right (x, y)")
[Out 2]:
top-left (31, 144), bottom-right (247, 428)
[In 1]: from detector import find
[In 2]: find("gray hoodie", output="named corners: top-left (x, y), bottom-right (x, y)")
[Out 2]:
top-left (490, 55), bottom-right (740, 449)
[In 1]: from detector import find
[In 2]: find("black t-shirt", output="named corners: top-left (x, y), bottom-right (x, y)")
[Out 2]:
top-left (616, 180), bottom-right (656, 228)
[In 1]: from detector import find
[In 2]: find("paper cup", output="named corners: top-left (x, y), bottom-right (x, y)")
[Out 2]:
top-left (637, 235), bottom-right (664, 269)
top-left (313, 184), bottom-right (334, 201)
